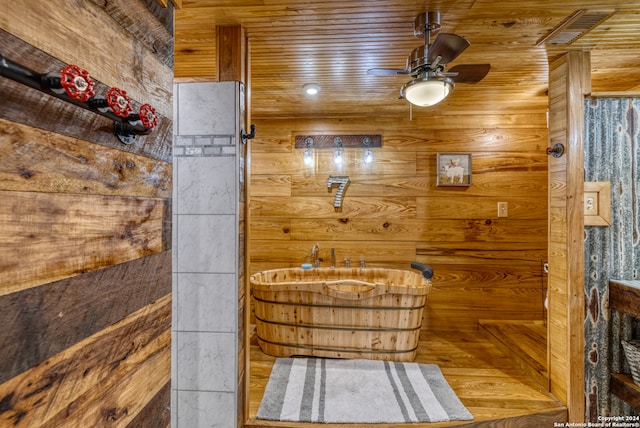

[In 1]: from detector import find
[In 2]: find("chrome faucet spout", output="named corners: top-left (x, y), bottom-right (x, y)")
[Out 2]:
top-left (311, 243), bottom-right (320, 268)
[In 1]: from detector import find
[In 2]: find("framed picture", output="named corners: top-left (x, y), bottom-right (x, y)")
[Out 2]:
top-left (437, 153), bottom-right (472, 187)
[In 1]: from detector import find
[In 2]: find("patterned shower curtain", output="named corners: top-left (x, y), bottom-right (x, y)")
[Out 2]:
top-left (584, 98), bottom-right (640, 418)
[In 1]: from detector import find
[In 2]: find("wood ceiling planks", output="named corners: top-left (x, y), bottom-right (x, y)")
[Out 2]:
top-left (176, 1), bottom-right (640, 120)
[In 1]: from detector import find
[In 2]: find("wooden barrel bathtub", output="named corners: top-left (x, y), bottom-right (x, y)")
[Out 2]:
top-left (250, 267), bottom-right (432, 362)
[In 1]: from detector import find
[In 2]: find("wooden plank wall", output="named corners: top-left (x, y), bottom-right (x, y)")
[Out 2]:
top-left (0, 1), bottom-right (174, 427)
top-left (249, 115), bottom-right (549, 332)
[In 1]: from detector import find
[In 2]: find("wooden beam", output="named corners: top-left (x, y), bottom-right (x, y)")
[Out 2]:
top-left (217, 25), bottom-right (245, 82)
top-left (547, 50), bottom-right (588, 422)
top-left (565, 51), bottom-right (587, 423)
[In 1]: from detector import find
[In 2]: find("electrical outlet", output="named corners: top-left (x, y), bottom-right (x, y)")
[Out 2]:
top-left (498, 202), bottom-right (508, 218)
top-left (584, 192), bottom-right (598, 215)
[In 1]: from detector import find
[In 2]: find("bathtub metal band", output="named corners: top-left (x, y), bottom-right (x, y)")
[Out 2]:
top-left (255, 335), bottom-right (420, 355)
top-left (252, 295), bottom-right (426, 310)
top-left (254, 314), bottom-right (422, 332)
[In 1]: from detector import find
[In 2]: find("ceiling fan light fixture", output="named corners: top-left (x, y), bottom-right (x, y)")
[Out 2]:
top-left (401, 75), bottom-right (454, 107)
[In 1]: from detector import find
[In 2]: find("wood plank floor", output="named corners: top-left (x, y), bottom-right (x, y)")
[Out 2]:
top-left (246, 329), bottom-right (567, 428)
top-left (479, 320), bottom-right (549, 389)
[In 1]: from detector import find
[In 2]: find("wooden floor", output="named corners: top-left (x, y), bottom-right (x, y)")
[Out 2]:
top-left (479, 320), bottom-right (549, 389)
top-left (246, 329), bottom-right (567, 428)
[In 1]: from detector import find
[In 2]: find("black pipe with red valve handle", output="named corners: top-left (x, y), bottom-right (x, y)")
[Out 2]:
top-left (0, 54), bottom-right (158, 144)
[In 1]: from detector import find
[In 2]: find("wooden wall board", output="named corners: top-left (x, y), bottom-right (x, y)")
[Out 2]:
top-left (0, 251), bottom-right (171, 383)
top-left (2, 1), bottom-right (173, 116)
top-left (379, 128), bottom-right (550, 152)
top-left (144, 0), bottom-right (176, 34)
top-left (127, 381), bottom-right (171, 428)
top-left (0, 30), bottom-right (172, 163)
top-left (456, 172), bottom-right (548, 198)
top-left (251, 151), bottom-right (418, 175)
top-left (250, 175), bottom-right (291, 196)
top-left (250, 196), bottom-right (416, 218)
top-left (251, 114), bottom-right (548, 134)
top-left (427, 263), bottom-right (544, 289)
top-left (0, 295), bottom-right (170, 427)
top-left (415, 197), bottom-right (546, 219)
top-left (416, 241), bottom-right (547, 260)
top-left (43, 332), bottom-right (169, 427)
top-left (249, 240), bottom-right (417, 266)
top-left (250, 218), bottom-right (546, 243)
top-left (459, 152), bottom-right (548, 173)
top-left (252, 149), bottom-right (547, 177)
top-left (0, 190), bottom-right (171, 296)
top-left (249, 171), bottom-right (549, 198)
top-left (90, 0), bottom-right (175, 68)
top-left (0, 118), bottom-right (172, 198)
top-left (174, 27), bottom-right (217, 79)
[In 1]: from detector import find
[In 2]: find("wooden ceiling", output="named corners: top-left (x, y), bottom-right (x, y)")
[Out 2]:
top-left (175, 1), bottom-right (640, 121)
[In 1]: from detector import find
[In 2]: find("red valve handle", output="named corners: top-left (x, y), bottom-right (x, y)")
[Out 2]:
top-left (106, 87), bottom-right (132, 117)
top-left (60, 64), bottom-right (95, 102)
top-left (139, 103), bottom-right (158, 130)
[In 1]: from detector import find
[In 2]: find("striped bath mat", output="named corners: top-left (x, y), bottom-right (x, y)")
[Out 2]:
top-left (257, 357), bottom-right (473, 423)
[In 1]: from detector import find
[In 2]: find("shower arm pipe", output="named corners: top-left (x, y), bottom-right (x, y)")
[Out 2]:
top-left (0, 55), bottom-right (156, 140)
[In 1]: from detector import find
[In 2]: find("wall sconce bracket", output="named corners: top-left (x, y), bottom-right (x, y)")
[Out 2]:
top-left (295, 134), bottom-right (382, 149)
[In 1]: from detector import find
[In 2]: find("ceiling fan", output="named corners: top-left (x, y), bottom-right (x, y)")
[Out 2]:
top-left (367, 11), bottom-right (490, 107)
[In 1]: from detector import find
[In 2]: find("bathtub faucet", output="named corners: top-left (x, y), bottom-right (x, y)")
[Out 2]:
top-left (311, 243), bottom-right (320, 268)
top-left (410, 261), bottom-right (434, 280)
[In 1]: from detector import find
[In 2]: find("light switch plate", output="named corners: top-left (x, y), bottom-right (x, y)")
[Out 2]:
top-left (498, 202), bottom-right (508, 218)
top-left (584, 182), bottom-right (610, 226)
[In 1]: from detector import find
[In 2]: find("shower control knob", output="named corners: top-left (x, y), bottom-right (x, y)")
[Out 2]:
top-left (106, 87), bottom-right (132, 117)
top-left (60, 64), bottom-right (95, 102)
top-left (138, 103), bottom-right (158, 129)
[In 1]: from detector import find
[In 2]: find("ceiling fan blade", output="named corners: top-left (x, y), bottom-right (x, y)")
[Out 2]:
top-left (367, 68), bottom-right (410, 76)
top-left (448, 63), bottom-right (490, 83)
top-left (427, 33), bottom-right (470, 65)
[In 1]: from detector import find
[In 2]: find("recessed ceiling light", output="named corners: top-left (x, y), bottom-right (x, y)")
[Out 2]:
top-left (303, 83), bottom-right (321, 95)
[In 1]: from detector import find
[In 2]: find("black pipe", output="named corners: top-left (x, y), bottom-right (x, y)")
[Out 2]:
top-left (410, 261), bottom-right (434, 279)
top-left (0, 54), bottom-right (151, 136)
top-left (242, 124), bottom-right (256, 144)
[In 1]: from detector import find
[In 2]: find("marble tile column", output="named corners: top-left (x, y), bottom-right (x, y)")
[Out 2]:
top-left (172, 82), bottom-right (245, 427)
